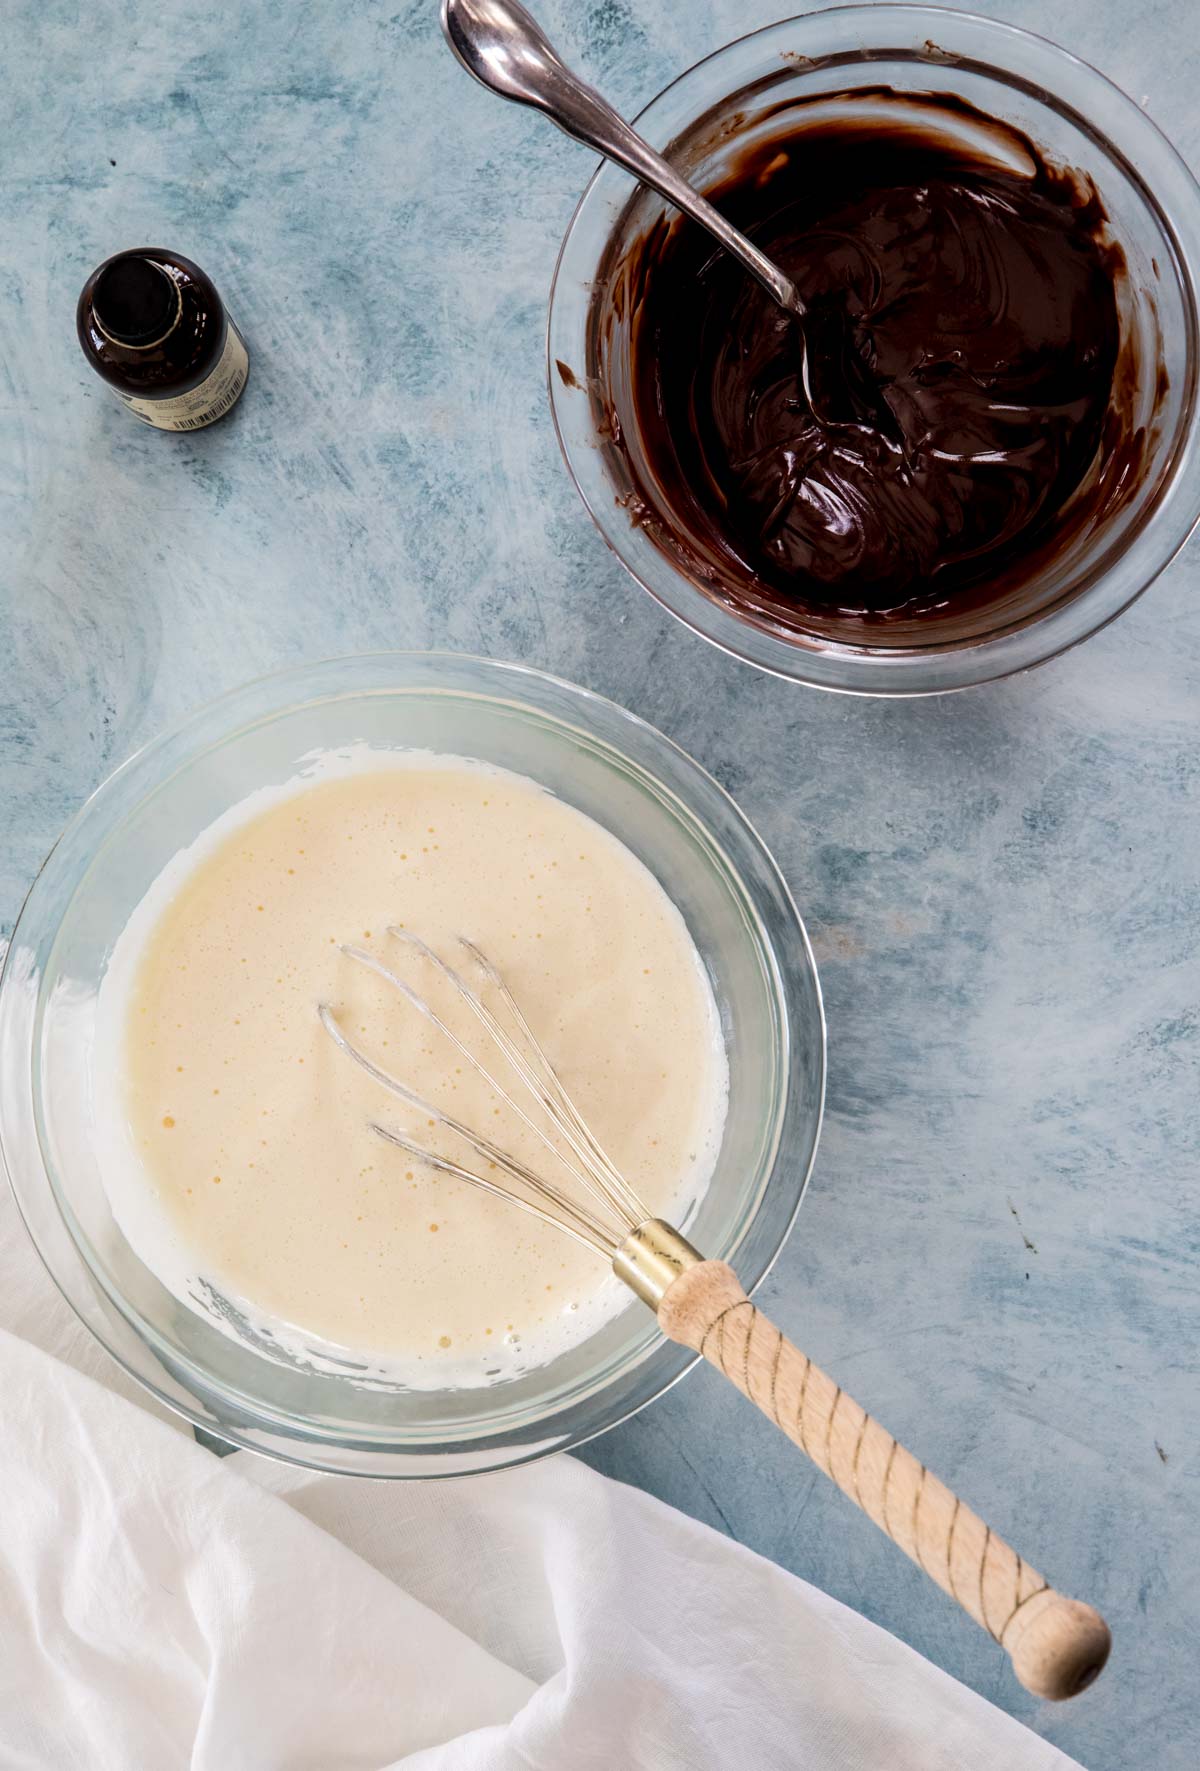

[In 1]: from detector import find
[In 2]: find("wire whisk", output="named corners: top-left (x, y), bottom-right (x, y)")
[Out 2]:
top-left (318, 927), bottom-right (1109, 1702)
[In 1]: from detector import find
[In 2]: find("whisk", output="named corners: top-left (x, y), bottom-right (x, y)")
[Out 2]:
top-left (320, 929), bottom-right (1110, 1701)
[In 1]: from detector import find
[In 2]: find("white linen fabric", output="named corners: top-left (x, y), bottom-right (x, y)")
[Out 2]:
top-left (0, 1179), bottom-right (1081, 1770)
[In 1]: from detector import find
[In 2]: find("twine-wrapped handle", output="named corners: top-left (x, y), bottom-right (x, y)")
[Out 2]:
top-left (658, 1259), bottom-right (1110, 1701)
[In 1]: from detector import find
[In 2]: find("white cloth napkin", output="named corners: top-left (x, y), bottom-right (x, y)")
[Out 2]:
top-left (0, 1177), bottom-right (1080, 1770)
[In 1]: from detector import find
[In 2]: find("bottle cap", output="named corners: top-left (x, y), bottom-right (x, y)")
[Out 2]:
top-left (92, 256), bottom-right (180, 347)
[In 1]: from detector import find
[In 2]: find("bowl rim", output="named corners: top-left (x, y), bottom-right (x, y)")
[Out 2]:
top-left (547, 3), bottom-right (1200, 695)
top-left (0, 650), bottom-right (827, 1476)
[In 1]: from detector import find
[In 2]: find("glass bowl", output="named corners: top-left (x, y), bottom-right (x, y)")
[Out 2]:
top-left (0, 654), bottom-right (824, 1475)
top-left (548, 5), bottom-right (1200, 694)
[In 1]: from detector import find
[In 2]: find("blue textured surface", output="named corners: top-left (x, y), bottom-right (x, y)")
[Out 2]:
top-left (2, 3), bottom-right (1198, 1764)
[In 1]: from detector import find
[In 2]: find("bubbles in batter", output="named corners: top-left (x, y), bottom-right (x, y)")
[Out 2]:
top-left (97, 752), bottom-right (727, 1388)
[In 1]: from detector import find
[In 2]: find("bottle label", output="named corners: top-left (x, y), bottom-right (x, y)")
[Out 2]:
top-left (119, 321), bottom-right (249, 431)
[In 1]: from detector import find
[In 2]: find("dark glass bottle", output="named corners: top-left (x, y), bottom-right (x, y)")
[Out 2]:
top-left (76, 248), bottom-right (249, 432)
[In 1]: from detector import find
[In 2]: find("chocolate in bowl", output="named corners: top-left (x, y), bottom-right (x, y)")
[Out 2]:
top-left (611, 91), bottom-right (1149, 634)
top-left (548, 9), bottom-right (1200, 693)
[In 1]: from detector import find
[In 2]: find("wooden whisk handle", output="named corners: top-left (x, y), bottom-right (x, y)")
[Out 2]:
top-left (657, 1259), bottom-right (1110, 1701)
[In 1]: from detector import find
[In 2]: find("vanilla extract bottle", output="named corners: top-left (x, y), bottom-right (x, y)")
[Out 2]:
top-left (77, 248), bottom-right (249, 431)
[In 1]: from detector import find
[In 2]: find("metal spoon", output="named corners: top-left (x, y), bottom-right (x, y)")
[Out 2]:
top-left (441, 0), bottom-right (807, 321)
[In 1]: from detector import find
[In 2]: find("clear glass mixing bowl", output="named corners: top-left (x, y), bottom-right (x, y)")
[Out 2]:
top-left (548, 5), bottom-right (1200, 693)
top-left (0, 654), bottom-right (824, 1475)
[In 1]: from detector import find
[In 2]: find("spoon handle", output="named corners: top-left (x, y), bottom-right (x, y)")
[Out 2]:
top-left (441, 0), bottom-right (804, 317)
top-left (655, 1254), bottom-right (1111, 1701)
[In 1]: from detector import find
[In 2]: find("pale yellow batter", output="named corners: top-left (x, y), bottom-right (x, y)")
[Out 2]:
top-left (112, 756), bottom-right (726, 1385)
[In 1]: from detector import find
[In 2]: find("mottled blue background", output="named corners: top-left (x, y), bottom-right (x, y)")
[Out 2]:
top-left (3, 2), bottom-right (1198, 1765)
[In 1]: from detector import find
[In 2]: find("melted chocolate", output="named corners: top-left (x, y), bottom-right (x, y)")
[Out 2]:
top-left (608, 93), bottom-right (1137, 626)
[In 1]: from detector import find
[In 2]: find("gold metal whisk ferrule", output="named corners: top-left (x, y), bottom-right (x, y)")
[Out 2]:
top-left (611, 1218), bottom-right (703, 1307)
